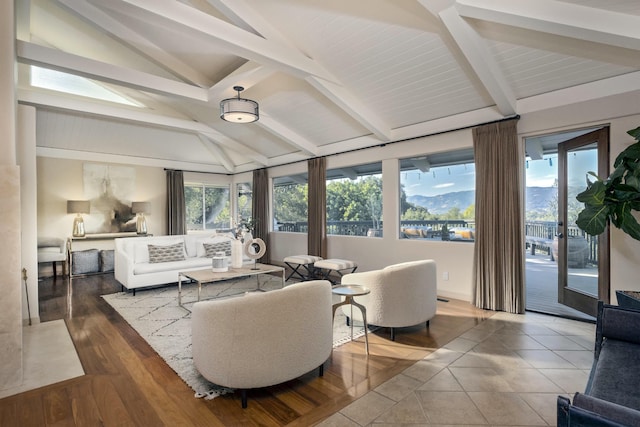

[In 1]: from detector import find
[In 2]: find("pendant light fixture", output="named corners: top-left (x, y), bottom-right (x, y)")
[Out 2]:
top-left (220, 86), bottom-right (259, 123)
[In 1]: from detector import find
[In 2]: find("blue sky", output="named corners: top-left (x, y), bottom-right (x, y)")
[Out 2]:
top-left (402, 149), bottom-right (597, 198)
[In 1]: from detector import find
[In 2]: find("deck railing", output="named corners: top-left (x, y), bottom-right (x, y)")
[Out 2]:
top-left (276, 219), bottom-right (597, 263)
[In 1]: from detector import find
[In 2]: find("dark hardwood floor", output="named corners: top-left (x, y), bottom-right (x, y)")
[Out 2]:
top-left (0, 273), bottom-right (494, 426)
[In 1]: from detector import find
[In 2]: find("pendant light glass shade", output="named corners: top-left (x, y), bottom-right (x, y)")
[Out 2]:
top-left (220, 86), bottom-right (259, 123)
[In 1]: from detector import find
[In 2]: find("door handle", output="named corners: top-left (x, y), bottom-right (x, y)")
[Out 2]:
top-left (557, 221), bottom-right (563, 226)
top-left (557, 232), bottom-right (564, 238)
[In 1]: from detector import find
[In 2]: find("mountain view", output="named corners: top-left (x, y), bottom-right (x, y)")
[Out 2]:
top-left (407, 187), bottom-right (557, 216)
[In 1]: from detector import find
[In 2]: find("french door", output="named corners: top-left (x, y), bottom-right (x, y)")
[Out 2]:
top-left (557, 127), bottom-right (610, 316)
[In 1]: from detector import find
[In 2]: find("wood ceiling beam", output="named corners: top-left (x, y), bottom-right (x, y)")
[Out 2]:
top-left (197, 134), bottom-right (235, 172)
top-left (256, 114), bottom-right (319, 157)
top-left (95, 0), bottom-right (337, 82)
top-left (57, 0), bottom-right (211, 87)
top-left (420, 1), bottom-right (516, 116)
top-left (208, 0), bottom-right (392, 141)
top-left (19, 89), bottom-right (269, 166)
top-left (17, 41), bottom-right (209, 102)
top-left (455, 0), bottom-right (640, 51)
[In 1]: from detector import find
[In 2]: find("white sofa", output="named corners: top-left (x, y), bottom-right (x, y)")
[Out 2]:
top-left (114, 233), bottom-right (241, 292)
top-left (340, 260), bottom-right (438, 340)
top-left (192, 280), bottom-right (333, 408)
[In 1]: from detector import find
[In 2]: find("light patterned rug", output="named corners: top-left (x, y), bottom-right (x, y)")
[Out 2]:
top-left (102, 276), bottom-right (369, 400)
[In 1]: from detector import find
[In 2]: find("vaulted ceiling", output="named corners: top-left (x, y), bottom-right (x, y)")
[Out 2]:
top-left (16, 0), bottom-right (640, 174)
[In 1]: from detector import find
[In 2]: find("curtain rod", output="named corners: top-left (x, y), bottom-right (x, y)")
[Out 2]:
top-left (166, 114), bottom-right (520, 175)
top-left (269, 114), bottom-right (521, 170)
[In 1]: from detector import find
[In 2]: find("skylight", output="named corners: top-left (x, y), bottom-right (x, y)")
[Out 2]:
top-left (30, 66), bottom-right (143, 107)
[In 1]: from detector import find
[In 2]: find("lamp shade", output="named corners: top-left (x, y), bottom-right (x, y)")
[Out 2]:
top-left (131, 202), bottom-right (151, 214)
top-left (220, 86), bottom-right (259, 123)
top-left (67, 200), bottom-right (90, 214)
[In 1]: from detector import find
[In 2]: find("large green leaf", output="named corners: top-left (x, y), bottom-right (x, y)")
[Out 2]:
top-left (576, 204), bottom-right (610, 236)
top-left (614, 140), bottom-right (640, 168)
top-left (627, 126), bottom-right (640, 140)
top-left (620, 211), bottom-right (640, 241)
top-left (576, 179), bottom-right (606, 205)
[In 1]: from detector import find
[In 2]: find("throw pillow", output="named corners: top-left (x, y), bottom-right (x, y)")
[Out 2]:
top-left (203, 241), bottom-right (232, 257)
top-left (148, 242), bottom-right (185, 263)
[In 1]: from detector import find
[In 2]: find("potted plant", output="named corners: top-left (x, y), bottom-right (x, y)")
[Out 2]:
top-left (575, 125), bottom-right (640, 307)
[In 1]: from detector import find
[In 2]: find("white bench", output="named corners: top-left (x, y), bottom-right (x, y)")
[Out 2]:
top-left (283, 255), bottom-right (323, 281)
top-left (313, 259), bottom-right (357, 284)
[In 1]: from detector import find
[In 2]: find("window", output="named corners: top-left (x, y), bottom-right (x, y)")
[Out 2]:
top-left (185, 183), bottom-right (230, 230)
top-left (237, 182), bottom-right (252, 222)
top-left (399, 149), bottom-right (475, 241)
top-left (326, 163), bottom-right (383, 237)
top-left (273, 174), bottom-right (308, 232)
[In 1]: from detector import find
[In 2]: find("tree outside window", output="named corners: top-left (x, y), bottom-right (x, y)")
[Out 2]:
top-left (185, 183), bottom-right (230, 230)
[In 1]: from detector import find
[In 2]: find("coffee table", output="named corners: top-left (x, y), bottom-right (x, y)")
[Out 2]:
top-left (178, 263), bottom-right (285, 307)
top-left (332, 284), bottom-right (371, 354)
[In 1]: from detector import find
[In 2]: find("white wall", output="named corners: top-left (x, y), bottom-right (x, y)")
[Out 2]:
top-left (37, 157), bottom-right (168, 269)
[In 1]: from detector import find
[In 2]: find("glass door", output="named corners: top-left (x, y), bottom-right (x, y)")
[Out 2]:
top-left (557, 127), bottom-right (610, 316)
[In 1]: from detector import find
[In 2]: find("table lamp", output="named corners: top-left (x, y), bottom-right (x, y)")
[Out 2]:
top-left (131, 202), bottom-right (151, 235)
top-left (67, 200), bottom-right (90, 237)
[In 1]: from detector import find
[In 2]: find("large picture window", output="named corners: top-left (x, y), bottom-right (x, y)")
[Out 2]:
top-left (273, 174), bottom-right (308, 232)
top-left (185, 183), bottom-right (230, 230)
top-left (326, 163), bottom-right (382, 237)
top-left (399, 149), bottom-right (475, 241)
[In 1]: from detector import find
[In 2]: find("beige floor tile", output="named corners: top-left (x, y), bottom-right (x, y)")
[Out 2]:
top-left (538, 368), bottom-right (590, 394)
top-left (374, 374), bottom-right (424, 402)
top-left (460, 327), bottom-right (496, 342)
top-left (516, 350), bottom-right (577, 369)
top-left (340, 391), bottom-right (396, 426)
top-left (416, 390), bottom-right (488, 425)
top-left (519, 392), bottom-right (562, 425)
top-left (531, 335), bottom-right (587, 350)
top-left (498, 368), bottom-right (564, 393)
top-left (418, 368), bottom-right (463, 391)
top-left (402, 360), bottom-right (446, 382)
top-left (554, 350), bottom-right (595, 369)
top-left (423, 347), bottom-right (465, 365)
top-left (468, 392), bottom-right (547, 426)
top-left (444, 337), bottom-right (478, 352)
top-left (315, 412), bottom-right (361, 426)
top-left (453, 350), bottom-right (532, 369)
top-left (449, 367), bottom-right (514, 392)
top-left (372, 393), bottom-right (429, 424)
top-left (565, 334), bottom-right (596, 350)
top-left (490, 334), bottom-right (548, 350)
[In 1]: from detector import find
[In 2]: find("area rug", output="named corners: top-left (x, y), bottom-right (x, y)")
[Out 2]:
top-left (102, 276), bottom-right (370, 400)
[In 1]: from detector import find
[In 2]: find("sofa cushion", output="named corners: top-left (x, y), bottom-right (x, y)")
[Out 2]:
top-left (148, 242), bottom-right (186, 263)
top-left (133, 257), bottom-right (211, 275)
top-left (590, 339), bottom-right (640, 410)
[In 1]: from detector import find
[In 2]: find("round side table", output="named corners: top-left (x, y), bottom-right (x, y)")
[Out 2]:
top-left (331, 285), bottom-right (370, 354)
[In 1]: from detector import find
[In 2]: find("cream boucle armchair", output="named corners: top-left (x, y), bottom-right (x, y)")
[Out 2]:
top-left (340, 260), bottom-right (438, 340)
top-left (191, 280), bottom-right (333, 408)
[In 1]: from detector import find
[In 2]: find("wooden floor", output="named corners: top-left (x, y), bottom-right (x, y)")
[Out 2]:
top-left (0, 274), bottom-right (494, 426)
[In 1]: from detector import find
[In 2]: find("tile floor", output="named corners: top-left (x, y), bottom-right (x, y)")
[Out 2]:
top-left (318, 311), bottom-right (595, 426)
top-left (0, 319), bottom-right (84, 399)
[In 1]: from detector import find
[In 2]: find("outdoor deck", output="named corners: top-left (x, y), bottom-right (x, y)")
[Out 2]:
top-left (525, 251), bottom-right (595, 322)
